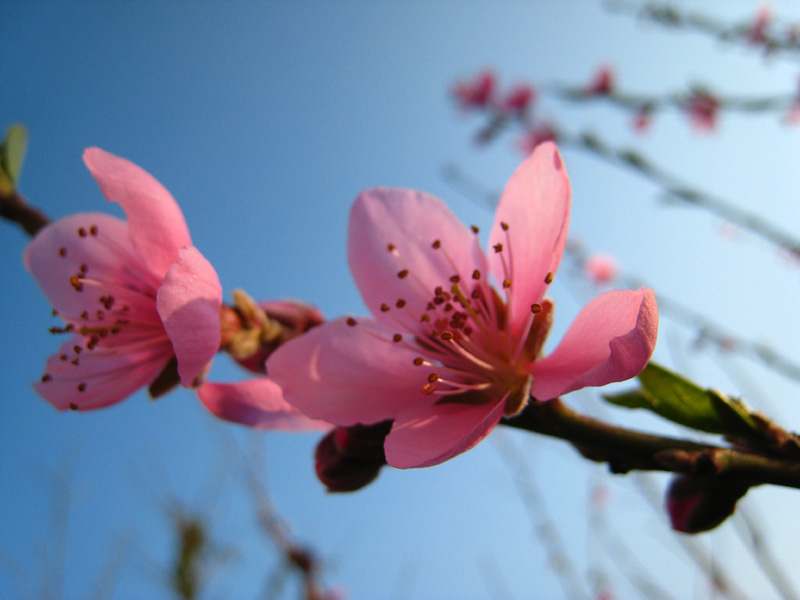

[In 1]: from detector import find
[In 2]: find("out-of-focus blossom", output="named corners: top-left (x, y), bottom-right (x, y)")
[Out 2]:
top-left (315, 421), bottom-right (391, 492)
top-left (269, 143), bottom-right (658, 469)
top-left (785, 24), bottom-right (800, 47)
top-left (584, 253), bottom-right (619, 285)
top-left (746, 5), bottom-right (772, 46)
top-left (685, 90), bottom-right (720, 132)
top-left (453, 70), bottom-right (496, 109)
top-left (784, 76), bottom-right (800, 125)
top-left (632, 104), bottom-right (653, 133)
top-left (584, 66), bottom-right (615, 96)
top-left (665, 475), bottom-right (750, 533)
top-left (25, 148), bottom-right (222, 411)
top-left (517, 123), bottom-right (558, 155)
top-left (502, 84), bottom-right (536, 115)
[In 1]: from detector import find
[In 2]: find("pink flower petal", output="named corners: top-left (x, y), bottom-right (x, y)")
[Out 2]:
top-left (35, 336), bottom-right (172, 411)
top-left (83, 148), bottom-right (191, 278)
top-left (197, 379), bottom-right (331, 431)
top-left (384, 399), bottom-right (506, 469)
top-left (156, 246), bottom-right (222, 387)
top-left (530, 288), bottom-right (658, 400)
top-left (489, 142), bottom-right (571, 335)
top-left (268, 316), bottom-right (428, 426)
top-left (348, 188), bottom-right (481, 334)
top-left (24, 213), bottom-right (161, 319)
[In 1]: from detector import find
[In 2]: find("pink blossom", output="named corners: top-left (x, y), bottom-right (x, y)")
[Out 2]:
top-left (517, 123), bottom-right (558, 155)
top-left (747, 5), bottom-right (772, 46)
top-left (632, 104), bottom-right (653, 133)
top-left (584, 66), bottom-right (615, 96)
top-left (269, 143), bottom-right (658, 469)
top-left (584, 253), bottom-right (619, 285)
top-left (502, 84), bottom-right (536, 115)
top-left (685, 91), bottom-right (719, 132)
top-left (25, 148), bottom-right (222, 411)
top-left (197, 378), bottom-right (331, 431)
top-left (452, 70), bottom-right (496, 109)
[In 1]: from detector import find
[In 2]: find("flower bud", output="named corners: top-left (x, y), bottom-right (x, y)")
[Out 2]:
top-left (315, 421), bottom-right (392, 493)
top-left (665, 475), bottom-right (750, 533)
top-left (221, 291), bottom-right (324, 374)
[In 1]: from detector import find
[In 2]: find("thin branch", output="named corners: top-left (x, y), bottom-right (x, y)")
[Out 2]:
top-left (491, 432), bottom-right (592, 600)
top-left (605, 1), bottom-right (800, 60)
top-left (0, 190), bottom-right (49, 237)
top-left (732, 506), bottom-right (800, 600)
top-left (501, 398), bottom-right (800, 490)
top-left (561, 130), bottom-right (800, 257)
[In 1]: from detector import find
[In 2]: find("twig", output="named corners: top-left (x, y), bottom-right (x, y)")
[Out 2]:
top-left (732, 505), bottom-right (800, 600)
top-left (501, 398), bottom-right (800, 490)
top-left (0, 190), bottom-right (48, 237)
top-left (605, 1), bottom-right (800, 60)
top-left (491, 431), bottom-right (592, 600)
top-left (631, 473), bottom-right (753, 600)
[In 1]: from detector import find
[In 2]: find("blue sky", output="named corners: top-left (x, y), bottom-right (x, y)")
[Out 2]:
top-left (3, 2), bottom-right (800, 599)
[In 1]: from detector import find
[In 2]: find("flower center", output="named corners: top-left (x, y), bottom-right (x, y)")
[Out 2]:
top-left (360, 224), bottom-right (554, 416)
top-left (40, 221), bottom-right (173, 407)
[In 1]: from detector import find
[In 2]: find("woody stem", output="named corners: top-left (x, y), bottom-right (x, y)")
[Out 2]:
top-left (501, 398), bottom-right (800, 489)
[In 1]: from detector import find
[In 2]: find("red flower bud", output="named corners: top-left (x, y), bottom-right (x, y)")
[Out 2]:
top-left (502, 85), bottom-right (536, 114)
top-left (584, 66), bottom-right (614, 96)
top-left (665, 475), bottom-right (750, 533)
top-left (315, 421), bottom-right (392, 493)
top-left (453, 70), bottom-right (496, 109)
top-left (231, 299), bottom-right (324, 374)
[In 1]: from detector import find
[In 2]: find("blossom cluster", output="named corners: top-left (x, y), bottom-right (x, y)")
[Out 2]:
top-left (25, 143), bottom-right (657, 489)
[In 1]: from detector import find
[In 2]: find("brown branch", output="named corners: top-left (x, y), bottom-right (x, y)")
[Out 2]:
top-left (501, 399), bottom-right (800, 489)
top-left (0, 191), bottom-right (49, 237)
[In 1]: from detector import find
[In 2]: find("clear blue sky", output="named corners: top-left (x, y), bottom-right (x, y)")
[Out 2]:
top-left (3, 2), bottom-right (800, 599)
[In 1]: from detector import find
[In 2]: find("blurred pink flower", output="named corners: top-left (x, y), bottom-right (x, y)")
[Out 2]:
top-left (584, 253), bottom-right (619, 285)
top-left (502, 84), bottom-right (536, 115)
top-left (584, 66), bottom-right (615, 96)
top-left (517, 123), bottom-right (558, 155)
top-left (685, 91), bottom-right (719, 132)
top-left (269, 143), bottom-right (658, 469)
top-left (452, 70), bottom-right (496, 109)
top-left (25, 148), bottom-right (222, 411)
top-left (632, 104), bottom-right (653, 133)
top-left (747, 5), bottom-right (772, 46)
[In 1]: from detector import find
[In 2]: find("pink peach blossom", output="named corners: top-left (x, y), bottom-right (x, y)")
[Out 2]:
top-left (517, 123), bottom-right (558, 155)
top-left (197, 379), bottom-right (331, 431)
top-left (452, 70), bottom-right (496, 109)
top-left (269, 143), bottom-right (658, 469)
top-left (502, 84), bottom-right (536, 115)
top-left (685, 91), bottom-right (719, 132)
top-left (584, 66), bottom-right (615, 96)
top-left (584, 253), bottom-right (619, 285)
top-left (25, 148), bottom-right (222, 411)
top-left (747, 6), bottom-right (772, 46)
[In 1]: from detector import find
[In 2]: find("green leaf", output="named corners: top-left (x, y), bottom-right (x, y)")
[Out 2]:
top-left (708, 390), bottom-right (759, 437)
top-left (604, 363), bottom-right (728, 434)
top-left (0, 124), bottom-right (28, 189)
